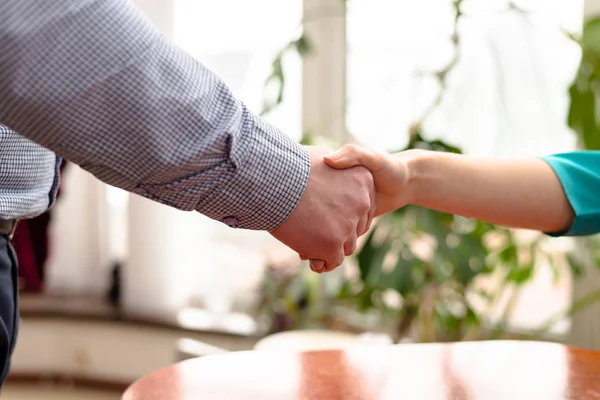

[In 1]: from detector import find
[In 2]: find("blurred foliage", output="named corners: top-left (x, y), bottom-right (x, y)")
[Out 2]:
top-left (260, 34), bottom-right (311, 116)
top-left (256, 135), bottom-right (560, 342)
top-left (254, 1), bottom-right (597, 343)
top-left (568, 17), bottom-right (600, 150)
top-left (562, 15), bottom-right (600, 328)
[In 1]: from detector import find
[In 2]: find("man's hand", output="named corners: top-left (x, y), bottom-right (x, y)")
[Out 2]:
top-left (270, 146), bottom-right (375, 273)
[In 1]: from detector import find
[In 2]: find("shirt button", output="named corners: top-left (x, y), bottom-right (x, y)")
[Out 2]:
top-left (222, 216), bottom-right (238, 228)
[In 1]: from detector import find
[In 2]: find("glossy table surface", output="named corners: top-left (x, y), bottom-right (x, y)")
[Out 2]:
top-left (122, 340), bottom-right (600, 399)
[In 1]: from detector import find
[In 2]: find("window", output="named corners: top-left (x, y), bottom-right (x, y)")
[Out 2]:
top-left (48, 0), bottom-right (584, 337)
top-left (346, 0), bottom-right (582, 156)
top-left (346, 0), bottom-right (583, 334)
top-left (172, 0), bottom-right (304, 313)
top-left (174, 0), bottom-right (303, 142)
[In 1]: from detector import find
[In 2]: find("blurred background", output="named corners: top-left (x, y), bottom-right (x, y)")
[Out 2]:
top-left (6, 0), bottom-right (600, 398)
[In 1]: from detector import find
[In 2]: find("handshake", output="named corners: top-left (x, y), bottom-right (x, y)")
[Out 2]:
top-left (269, 143), bottom-right (578, 272)
top-left (270, 144), bottom-right (413, 274)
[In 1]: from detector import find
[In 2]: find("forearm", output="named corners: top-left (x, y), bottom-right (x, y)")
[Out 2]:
top-left (0, 0), bottom-right (309, 230)
top-left (404, 150), bottom-right (574, 233)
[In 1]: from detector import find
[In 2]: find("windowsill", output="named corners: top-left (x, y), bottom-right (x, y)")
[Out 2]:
top-left (19, 293), bottom-right (259, 338)
top-left (10, 294), bottom-right (261, 389)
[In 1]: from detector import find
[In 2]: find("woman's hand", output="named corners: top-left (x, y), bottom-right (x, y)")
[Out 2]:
top-left (324, 144), bottom-right (416, 217)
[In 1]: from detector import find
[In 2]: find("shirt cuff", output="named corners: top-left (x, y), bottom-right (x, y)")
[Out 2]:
top-left (195, 116), bottom-right (310, 231)
top-left (131, 109), bottom-right (310, 231)
top-left (541, 153), bottom-right (600, 237)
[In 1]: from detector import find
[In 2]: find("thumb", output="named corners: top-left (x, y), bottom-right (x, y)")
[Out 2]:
top-left (324, 144), bottom-right (383, 172)
top-left (323, 148), bottom-right (358, 169)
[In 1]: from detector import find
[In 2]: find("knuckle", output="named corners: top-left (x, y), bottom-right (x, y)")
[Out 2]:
top-left (342, 144), bottom-right (359, 154)
top-left (357, 166), bottom-right (374, 185)
top-left (359, 198), bottom-right (371, 214)
top-left (351, 196), bottom-right (370, 218)
top-left (363, 218), bottom-right (373, 233)
top-left (324, 235), bottom-right (342, 251)
top-left (326, 258), bottom-right (343, 272)
top-left (371, 151), bottom-right (385, 164)
top-left (326, 231), bottom-right (339, 244)
top-left (344, 240), bottom-right (357, 256)
top-left (343, 220), bottom-right (356, 237)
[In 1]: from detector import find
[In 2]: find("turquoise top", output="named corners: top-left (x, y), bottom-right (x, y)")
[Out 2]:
top-left (542, 151), bottom-right (600, 236)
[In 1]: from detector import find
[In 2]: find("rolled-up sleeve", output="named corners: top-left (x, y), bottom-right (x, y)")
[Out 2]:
top-left (0, 0), bottom-right (309, 231)
top-left (542, 151), bottom-right (600, 236)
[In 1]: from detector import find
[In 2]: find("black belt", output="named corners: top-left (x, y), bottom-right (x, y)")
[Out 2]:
top-left (0, 219), bottom-right (18, 240)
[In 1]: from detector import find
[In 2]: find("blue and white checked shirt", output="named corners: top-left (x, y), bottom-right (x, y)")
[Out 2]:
top-left (0, 0), bottom-right (310, 229)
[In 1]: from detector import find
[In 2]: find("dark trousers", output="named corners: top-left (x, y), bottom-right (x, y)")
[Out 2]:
top-left (0, 235), bottom-right (19, 386)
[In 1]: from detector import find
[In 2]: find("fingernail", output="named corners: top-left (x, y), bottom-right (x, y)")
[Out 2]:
top-left (309, 260), bottom-right (322, 272)
top-left (324, 152), bottom-right (341, 160)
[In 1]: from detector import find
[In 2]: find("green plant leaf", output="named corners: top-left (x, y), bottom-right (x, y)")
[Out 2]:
top-left (388, 257), bottom-right (417, 296)
top-left (356, 229), bottom-right (377, 282)
top-left (452, 233), bottom-right (489, 284)
top-left (581, 17), bottom-right (600, 55)
top-left (567, 78), bottom-right (600, 150)
top-left (566, 253), bottom-right (585, 277)
top-left (356, 287), bottom-right (375, 311)
top-left (356, 227), bottom-right (392, 287)
top-left (291, 35), bottom-right (311, 55)
top-left (567, 17), bottom-right (600, 150)
top-left (506, 264), bottom-right (534, 284)
top-left (499, 243), bottom-right (518, 264)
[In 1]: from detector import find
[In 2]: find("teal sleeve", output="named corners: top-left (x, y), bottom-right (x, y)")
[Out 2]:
top-left (541, 151), bottom-right (600, 236)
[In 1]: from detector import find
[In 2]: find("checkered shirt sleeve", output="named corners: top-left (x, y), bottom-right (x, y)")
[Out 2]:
top-left (0, 0), bottom-right (310, 230)
top-left (0, 124), bottom-right (58, 219)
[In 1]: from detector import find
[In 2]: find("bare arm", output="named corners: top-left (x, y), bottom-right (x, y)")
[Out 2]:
top-left (404, 150), bottom-right (574, 233)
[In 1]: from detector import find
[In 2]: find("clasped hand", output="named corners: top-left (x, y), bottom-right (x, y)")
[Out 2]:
top-left (270, 146), bottom-right (375, 273)
top-left (271, 144), bottom-right (410, 273)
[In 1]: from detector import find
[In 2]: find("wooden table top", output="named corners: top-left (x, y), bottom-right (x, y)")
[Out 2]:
top-left (122, 340), bottom-right (600, 400)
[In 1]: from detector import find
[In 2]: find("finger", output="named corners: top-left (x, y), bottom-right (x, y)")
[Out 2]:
top-left (324, 144), bottom-right (383, 172)
top-left (364, 181), bottom-right (377, 232)
top-left (356, 183), bottom-right (376, 237)
top-left (356, 214), bottom-right (367, 237)
top-left (364, 203), bottom-right (375, 233)
top-left (357, 213), bottom-right (370, 237)
top-left (344, 237), bottom-right (357, 256)
top-left (323, 144), bottom-right (362, 169)
top-left (309, 259), bottom-right (325, 273)
top-left (322, 251), bottom-right (345, 273)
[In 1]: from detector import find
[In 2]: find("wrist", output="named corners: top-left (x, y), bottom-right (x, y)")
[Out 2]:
top-left (400, 149), bottom-right (437, 206)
